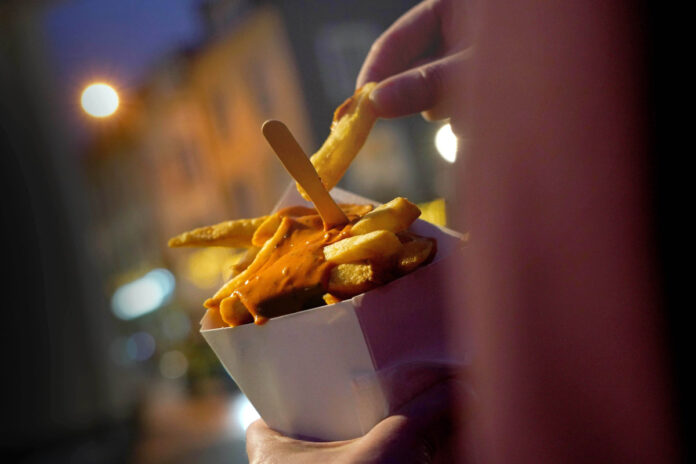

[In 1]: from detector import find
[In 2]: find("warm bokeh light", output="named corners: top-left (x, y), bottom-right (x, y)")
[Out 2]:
top-left (435, 123), bottom-right (458, 163)
top-left (81, 82), bottom-right (119, 117)
top-left (185, 247), bottom-right (245, 289)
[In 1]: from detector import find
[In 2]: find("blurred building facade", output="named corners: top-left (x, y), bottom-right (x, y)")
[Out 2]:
top-left (84, 6), bottom-right (312, 311)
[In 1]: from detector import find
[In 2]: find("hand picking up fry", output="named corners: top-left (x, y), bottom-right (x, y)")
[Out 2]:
top-left (297, 82), bottom-right (378, 201)
top-left (169, 198), bottom-right (436, 328)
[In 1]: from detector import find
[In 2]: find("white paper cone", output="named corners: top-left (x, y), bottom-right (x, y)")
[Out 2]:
top-left (202, 186), bottom-right (466, 441)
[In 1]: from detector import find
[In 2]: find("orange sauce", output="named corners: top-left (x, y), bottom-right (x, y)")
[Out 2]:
top-left (229, 206), bottom-right (366, 325)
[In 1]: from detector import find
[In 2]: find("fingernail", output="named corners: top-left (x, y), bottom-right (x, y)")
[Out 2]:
top-left (368, 82), bottom-right (390, 114)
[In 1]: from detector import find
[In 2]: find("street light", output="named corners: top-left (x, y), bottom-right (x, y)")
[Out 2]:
top-left (435, 123), bottom-right (458, 163)
top-left (81, 82), bottom-right (119, 118)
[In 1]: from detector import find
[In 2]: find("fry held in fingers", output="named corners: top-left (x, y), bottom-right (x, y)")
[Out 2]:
top-left (297, 82), bottom-right (378, 200)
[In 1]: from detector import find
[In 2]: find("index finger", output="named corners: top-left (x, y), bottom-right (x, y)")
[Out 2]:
top-left (356, 0), bottom-right (444, 88)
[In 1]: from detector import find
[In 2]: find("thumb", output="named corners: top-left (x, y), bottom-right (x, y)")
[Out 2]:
top-left (368, 50), bottom-right (470, 120)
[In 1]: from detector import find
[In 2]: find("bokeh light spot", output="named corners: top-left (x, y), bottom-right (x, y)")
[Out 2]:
top-left (111, 268), bottom-right (175, 320)
top-left (125, 332), bottom-right (156, 362)
top-left (435, 123), bottom-right (457, 163)
top-left (81, 83), bottom-right (119, 117)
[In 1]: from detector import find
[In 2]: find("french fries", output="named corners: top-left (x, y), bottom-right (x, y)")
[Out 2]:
top-left (168, 216), bottom-right (268, 248)
top-left (328, 262), bottom-right (381, 297)
top-left (252, 215), bottom-right (282, 247)
top-left (204, 216), bottom-right (293, 309)
top-left (250, 204), bottom-right (375, 247)
top-left (223, 247), bottom-right (259, 281)
top-left (338, 203), bottom-right (374, 218)
top-left (322, 293), bottom-right (342, 305)
top-left (351, 197), bottom-right (421, 235)
top-left (168, 196), bottom-right (436, 328)
top-left (396, 237), bottom-right (436, 274)
top-left (297, 83), bottom-right (378, 200)
top-left (323, 230), bottom-right (402, 264)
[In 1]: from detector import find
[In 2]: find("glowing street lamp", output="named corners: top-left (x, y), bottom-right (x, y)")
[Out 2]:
top-left (81, 83), bottom-right (119, 118)
top-left (435, 123), bottom-right (458, 163)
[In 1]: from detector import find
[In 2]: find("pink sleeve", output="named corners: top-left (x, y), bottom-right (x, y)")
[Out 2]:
top-left (451, 1), bottom-right (680, 462)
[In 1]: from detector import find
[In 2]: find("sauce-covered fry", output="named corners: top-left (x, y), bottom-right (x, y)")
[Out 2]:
top-left (169, 198), bottom-right (435, 328)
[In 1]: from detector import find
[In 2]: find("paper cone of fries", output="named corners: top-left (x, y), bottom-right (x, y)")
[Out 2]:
top-left (200, 186), bottom-right (466, 441)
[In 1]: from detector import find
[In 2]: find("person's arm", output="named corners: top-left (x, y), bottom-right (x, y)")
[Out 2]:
top-left (455, 1), bottom-right (680, 462)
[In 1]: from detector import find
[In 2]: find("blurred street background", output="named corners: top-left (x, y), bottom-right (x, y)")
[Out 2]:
top-left (1, 1), bottom-right (459, 462)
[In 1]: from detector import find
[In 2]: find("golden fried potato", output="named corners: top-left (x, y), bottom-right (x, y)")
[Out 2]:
top-left (323, 229), bottom-right (402, 264)
top-left (223, 247), bottom-right (260, 281)
top-left (322, 293), bottom-right (342, 305)
top-left (276, 205), bottom-right (318, 217)
top-left (340, 203), bottom-right (374, 218)
top-left (328, 262), bottom-right (376, 297)
top-left (251, 214), bottom-right (282, 247)
top-left (396, 238), bottom-right (436, 274)
top-left (168, 216), bottom-right (268, 248)
top-left (351, 197), bottom-right (421, 236)
top-left (205, 217), bottom-right (293, 308)
top-left (297, 83), bottom-right (378, 200)
top-left (219, 294), bottom-right (253, 327)
top-left (275, 204), bottom-right (373, 220)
